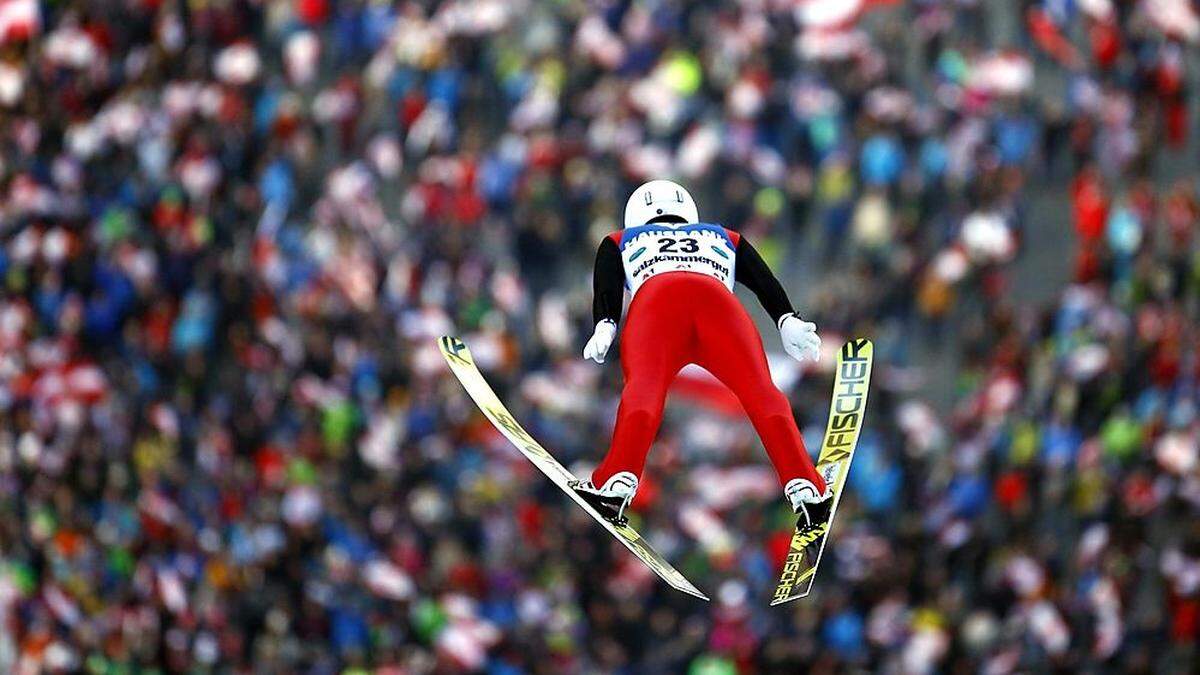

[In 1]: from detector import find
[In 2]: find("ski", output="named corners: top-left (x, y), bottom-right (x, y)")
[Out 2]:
top-left (771, 338), bottom-right (873, 606)
top-left (437, 336), bottom-right (709, 601)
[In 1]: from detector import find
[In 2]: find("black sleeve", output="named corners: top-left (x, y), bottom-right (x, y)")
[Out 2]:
top-left (734, 237), bottom-right (794, 325)
top-left (592, 237), bottom-right (625, 325)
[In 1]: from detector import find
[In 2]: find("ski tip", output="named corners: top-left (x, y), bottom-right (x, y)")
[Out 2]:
top-left (437, 336), bottom-right (471, 363)
top-left (838, 337), bottom-right (874, 361)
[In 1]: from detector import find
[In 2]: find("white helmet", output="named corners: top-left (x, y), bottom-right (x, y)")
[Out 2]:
top-left (623, 179), bottom-right (699, 229)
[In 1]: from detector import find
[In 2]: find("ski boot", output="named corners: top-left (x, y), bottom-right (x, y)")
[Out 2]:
top-left (570, 471), bottom-right (638, 525)
top-left (786, 477), bottom-right (833, 534)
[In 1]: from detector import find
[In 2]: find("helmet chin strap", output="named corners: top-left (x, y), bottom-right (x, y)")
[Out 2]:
top-left (643, 214), bottom-right (689, 225)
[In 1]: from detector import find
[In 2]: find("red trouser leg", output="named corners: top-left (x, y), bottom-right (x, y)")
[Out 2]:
top-left (692, 281), bottom-right (826, 493)
top-left (591, 278), bottom-right (691, 488)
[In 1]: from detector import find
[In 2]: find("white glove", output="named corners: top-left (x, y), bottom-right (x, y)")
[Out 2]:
top-left (778, 313), bottom-right (821, 363)
top-left (583, 320), bottom-right (617, 364)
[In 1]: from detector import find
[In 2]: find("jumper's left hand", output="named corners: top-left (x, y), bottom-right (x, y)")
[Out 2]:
top-left (583, 320), bottom-right (617, 364)
top-left (779, 314), bottom-right (821, 363)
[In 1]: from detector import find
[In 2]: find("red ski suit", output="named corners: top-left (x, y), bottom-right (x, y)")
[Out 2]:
top-left (590, 223), bottom-right (825, 493)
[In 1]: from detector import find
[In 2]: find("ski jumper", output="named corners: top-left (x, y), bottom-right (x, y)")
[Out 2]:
top-left (590, 223), bottom-right (826, 493)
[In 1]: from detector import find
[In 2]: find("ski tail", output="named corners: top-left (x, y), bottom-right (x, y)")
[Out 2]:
top-left (771, 338), bottom-right (873, 606)
top-left (437, 336), bottom-right (709, 601)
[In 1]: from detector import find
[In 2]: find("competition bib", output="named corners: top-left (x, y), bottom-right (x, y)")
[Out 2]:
top-left (619, 223), bottom-right (736, 295)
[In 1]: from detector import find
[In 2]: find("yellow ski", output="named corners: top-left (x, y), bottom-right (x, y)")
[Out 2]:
top-left (437, 336), bottom-right (709, 601)
top-left (771, 338), bottom-right (873, 605)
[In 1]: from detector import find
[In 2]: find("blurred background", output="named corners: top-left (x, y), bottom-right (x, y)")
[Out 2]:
top-left (1, 0), bottom-right (1199, 672)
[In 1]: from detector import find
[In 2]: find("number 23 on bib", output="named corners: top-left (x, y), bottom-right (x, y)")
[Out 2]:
top-left (616, 224), bottom-right (737, 295)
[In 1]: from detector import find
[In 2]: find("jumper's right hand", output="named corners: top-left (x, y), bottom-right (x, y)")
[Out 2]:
top-left (583, 320), bottom-right (617, 364)
top-left (779, 313), bottom-right (821, 363)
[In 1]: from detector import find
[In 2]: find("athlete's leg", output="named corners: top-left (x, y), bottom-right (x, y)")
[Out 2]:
top-left (693, 289), bottom-right (824, 491)
top-left (592, 280), bottom-right (691, 487)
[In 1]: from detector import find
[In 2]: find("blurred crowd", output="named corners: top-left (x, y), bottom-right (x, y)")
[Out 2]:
top-left (1, 0), bottom-right (1198, 672)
